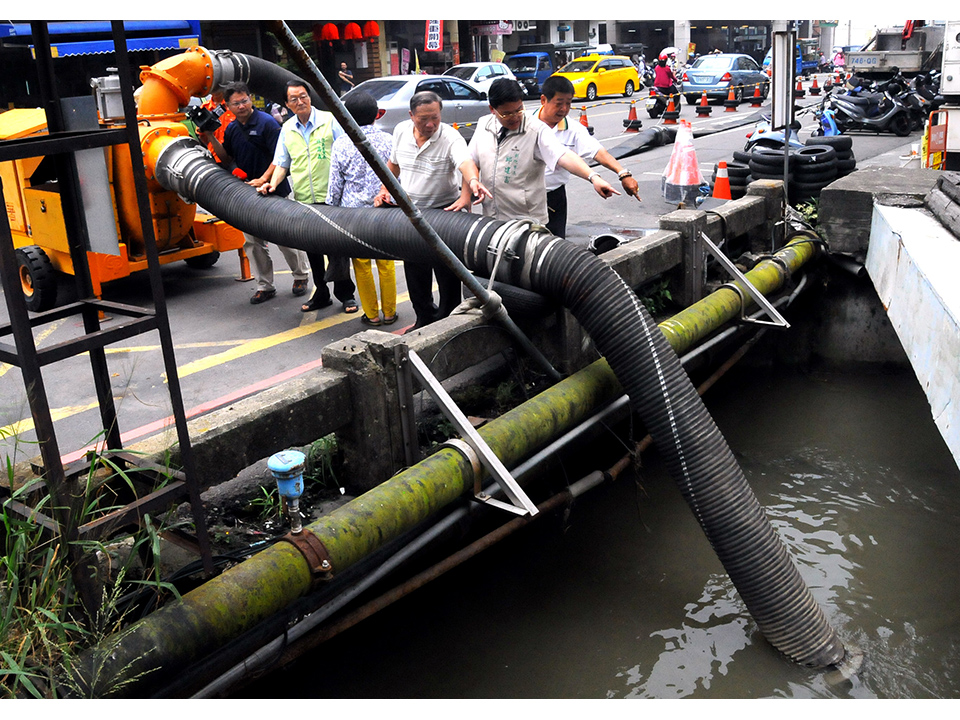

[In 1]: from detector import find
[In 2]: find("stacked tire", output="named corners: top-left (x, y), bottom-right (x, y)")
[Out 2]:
top-left (789, 145), bottom-right (837, 202)
top-left (746, 147), bottom-right (794, 191)
top-left (805, 135), bottom-right (856, 179)
top-left (710, 160), bottom-right (751, 199)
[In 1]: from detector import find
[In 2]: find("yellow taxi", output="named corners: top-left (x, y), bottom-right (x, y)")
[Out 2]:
top-left (551, 54), bottom-right (641, 101)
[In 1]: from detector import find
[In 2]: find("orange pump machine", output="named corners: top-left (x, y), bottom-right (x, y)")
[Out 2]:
top-left (1, 46), bottom-right (246, 311)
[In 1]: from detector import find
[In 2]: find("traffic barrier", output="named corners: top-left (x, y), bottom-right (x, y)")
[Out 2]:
top-left (622, 101), bottom-right (642, 132)
top-left (810, 76), bottom-right (820, 95)
top-left (794, 78), bottom-right (805, 98)
top-left (751, 84), bottom-right (763, 107)
top-left (724, 86), bottom-right (738, 112)
top-left (712, 161), bottom-right (732, 200)
top-left (696, 92), bottom-right (713, 116)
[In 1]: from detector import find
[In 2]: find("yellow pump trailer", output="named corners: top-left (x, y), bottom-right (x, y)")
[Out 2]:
top-left (0, 59), bottom-right (246, 312)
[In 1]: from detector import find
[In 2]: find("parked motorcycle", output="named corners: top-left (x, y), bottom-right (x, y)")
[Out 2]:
top-left (818, 69), bottom-right (914, 137)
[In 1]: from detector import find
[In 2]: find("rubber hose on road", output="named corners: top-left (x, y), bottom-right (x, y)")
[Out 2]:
top-left (156, 142), bottom-right (846, 669)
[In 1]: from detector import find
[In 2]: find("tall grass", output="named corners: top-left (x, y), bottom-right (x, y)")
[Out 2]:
top-left (1, 433), bottom-right (182, 698)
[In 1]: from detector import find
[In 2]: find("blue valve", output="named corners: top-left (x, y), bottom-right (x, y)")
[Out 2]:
top-left (268, 450), bottom-right (306, 533)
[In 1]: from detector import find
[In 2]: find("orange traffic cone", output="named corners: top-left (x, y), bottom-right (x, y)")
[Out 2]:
top-left (751, 83), bottom-right (763, 107)
top-left (579, 107), bottom-right (589, 127)
top-left (696, 91), bottom-right (712, 116)
top-left (662, 95), bottom-right (679, 124)
top-left (724, 86), bottom-right (738, 112)
top-left (712, 161), bottom-right (732, 200)
top-left (794, 77), bottom-right (805, 98)
top-left (237, 248), bottom-right (254, 281)
top-left (662, 120), bottom-right (704, 205)
top-left (810, 76), bottom-right (820, 95)
top-left (622, 101), bottom-right (641, 132)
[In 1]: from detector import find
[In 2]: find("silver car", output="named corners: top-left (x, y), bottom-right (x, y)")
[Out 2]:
top-left (343, 74), bottom-right (490, 141)
top-left (443, 61), bottom-right (518, 95)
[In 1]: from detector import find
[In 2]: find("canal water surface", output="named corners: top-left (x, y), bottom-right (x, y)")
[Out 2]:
top-left (235, 364), bottom-right (960, 700)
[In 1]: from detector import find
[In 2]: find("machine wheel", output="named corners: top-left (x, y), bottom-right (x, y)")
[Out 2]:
top-left (761, 81), bottom-right (770, 99)
top-left (185, 251), bottom-right (221, 269)
top-left (892, 113), bottom-right (912, 137)
top-left (586, 84), bottom-right (598, 101)
top-left (734, 85), bottom-right (744, 103)
top-left (623, 80), bottom-right (635, 97)
top-left (16, 245), bottom-right (57, 312)
top-left (686, 94), bottom-right (700, 105)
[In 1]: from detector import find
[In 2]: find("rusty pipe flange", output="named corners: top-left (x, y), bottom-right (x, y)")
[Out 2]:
top-left (278, 531), bottom-right (334, 586)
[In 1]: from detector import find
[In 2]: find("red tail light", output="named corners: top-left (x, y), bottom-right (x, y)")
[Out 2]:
top-left (376, 108), bottom-right (385, 120)
top-left (746, 131), bottom-right (753, 138)
top-left (720, 72), bottom-right (732, 82)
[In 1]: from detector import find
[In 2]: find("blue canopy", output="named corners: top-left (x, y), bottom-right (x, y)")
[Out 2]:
top-left (1, 21), bottom-right (200, 57)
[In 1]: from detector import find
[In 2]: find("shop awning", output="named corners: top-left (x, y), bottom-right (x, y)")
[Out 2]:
top-left (1, 20), bottom-right (201, 57)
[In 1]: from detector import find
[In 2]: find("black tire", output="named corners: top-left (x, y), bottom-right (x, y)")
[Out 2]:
top-left (185, 251), bottom-right (221, 269)
top-left (624, 80), bottom-right (635, 97)
top-left (791, 181), bottom-right (830, 195)
top-left (686, 94), bottom-right (700, 105)
top-left (793, 145), bottom-right (837, 164)
top-left (733, 86), bottom-right (744, 103)
top-left (805, 135), bottom-right (852, 151)
top-left (16, 245), bottom-right (57, 312)
top-left (732, 150), bottom-right (753, 164)
top-left (586, 84), bottom-right (598, 101)
top-left (761, 81), bottom-right (770, 99)
top-left (648, 110), bottom-right (661, 119)
top-left (719, 162), bottom-right (751, 179)
top-left (836, 158), bottom-right (857, 173)
top-left (892, 113), bottom-right (912, 137)
top-left (794, 167), bottom-right (838, 184)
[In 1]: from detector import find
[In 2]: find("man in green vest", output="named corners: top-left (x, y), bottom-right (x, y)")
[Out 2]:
top-left (261, 81), bottom-right (358, 314)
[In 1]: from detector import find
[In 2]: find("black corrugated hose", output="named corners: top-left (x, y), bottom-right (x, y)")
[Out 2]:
top-left (155, 141), bottom-right (846, 669)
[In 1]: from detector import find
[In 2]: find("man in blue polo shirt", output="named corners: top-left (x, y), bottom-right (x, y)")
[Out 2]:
top-left (202, 81), bottom-right (310, 305)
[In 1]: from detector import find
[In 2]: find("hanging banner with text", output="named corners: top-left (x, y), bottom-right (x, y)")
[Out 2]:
top-left (425, 20), bottom-right (443, 51)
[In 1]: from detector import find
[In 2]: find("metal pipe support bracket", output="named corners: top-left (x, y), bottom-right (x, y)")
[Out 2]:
top-left (278, 531), bottom-right (334, 586)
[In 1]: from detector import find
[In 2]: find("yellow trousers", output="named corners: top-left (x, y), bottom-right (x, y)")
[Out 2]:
top-left (352, 258), bottom-right (397, 320)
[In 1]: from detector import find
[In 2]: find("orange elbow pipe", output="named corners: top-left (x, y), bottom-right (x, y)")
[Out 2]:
top-left (138, 46), bottom-right (215, 118)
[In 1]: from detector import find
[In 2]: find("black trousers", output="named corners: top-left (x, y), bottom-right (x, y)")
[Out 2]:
top-left (403, 260), bottom-right (461, 329)
top-left (308, 202), bottom-right (356, 304)
top-left (546, 185), bottom-right (568, 238)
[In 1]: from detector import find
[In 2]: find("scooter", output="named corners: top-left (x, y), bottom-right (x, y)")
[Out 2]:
top-left (645, 86), bottom-right (679, 119)
top-left (822, 76), bottom-right (914, 137)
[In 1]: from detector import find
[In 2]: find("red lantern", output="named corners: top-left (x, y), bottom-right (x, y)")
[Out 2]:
top-left (363, 21), bottom-right (380, 39)
top-left (343, 22), bottom-right (362, 41)
top-left (319, 23), bottom-right (339, 41)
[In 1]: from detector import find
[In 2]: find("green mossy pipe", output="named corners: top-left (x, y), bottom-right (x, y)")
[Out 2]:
top-left (82, 361), bottom-right (621, 695)
top-left (82, 237), bottom-right (818, 696)
top-left (659, 235), bottom-right (819, 355)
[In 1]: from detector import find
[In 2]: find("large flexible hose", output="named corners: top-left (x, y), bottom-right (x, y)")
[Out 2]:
top-left (153, 139), bottom-right (844, 668)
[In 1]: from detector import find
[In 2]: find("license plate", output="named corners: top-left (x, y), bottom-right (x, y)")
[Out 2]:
top-left (645, 97), bottom-right (657, 108)
top-left (694, 76), bottom-right (710, 83)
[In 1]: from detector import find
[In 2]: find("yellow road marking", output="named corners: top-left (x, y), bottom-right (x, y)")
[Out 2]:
top-left (0, 319), bottom-right (64, 378)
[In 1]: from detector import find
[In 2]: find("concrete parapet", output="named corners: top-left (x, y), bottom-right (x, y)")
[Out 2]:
top-left (127, 190), bottom-right (775, 494)
top-left (819, 168), bottom-right (942, 259)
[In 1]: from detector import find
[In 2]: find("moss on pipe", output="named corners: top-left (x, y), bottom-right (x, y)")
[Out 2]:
top-left (659, 236), bottom-right (818, 355)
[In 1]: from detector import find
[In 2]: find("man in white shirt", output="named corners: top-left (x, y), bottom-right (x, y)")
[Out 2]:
top-left (468, 78), bottom-right (619, 228)
top-left (533, 75), bottom-right (641, 237)
top-left (374, 91), bottom-right (492, 330)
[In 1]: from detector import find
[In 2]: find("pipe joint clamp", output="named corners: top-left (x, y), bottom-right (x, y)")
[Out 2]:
top-left (278, 531), bottom-right (334, 585)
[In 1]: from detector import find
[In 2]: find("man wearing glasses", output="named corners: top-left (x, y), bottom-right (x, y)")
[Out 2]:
top-left (373, 91), bottom-right (492, 330)
top-left (260, 81), bottom-right (359, 315)
top-left (202, 82), bottom-right (310, 305)
top-left (469, 78), bottom-right (619, 227)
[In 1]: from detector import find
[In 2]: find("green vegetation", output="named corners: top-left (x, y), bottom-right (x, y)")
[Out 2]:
top-left (1, 437), bottom-right (181, 698)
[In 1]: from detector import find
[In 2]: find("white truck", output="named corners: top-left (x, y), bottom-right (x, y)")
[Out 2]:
top-left (846, 23), bottom-right (944, 77)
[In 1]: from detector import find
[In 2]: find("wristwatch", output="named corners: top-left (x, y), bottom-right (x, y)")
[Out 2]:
top-left (587, 172), bottom-right (601, 183)
top-left (618, 170), bottom-right (633, 180)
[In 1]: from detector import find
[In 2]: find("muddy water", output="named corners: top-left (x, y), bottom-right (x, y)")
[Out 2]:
top-left (235, 366), bottom-right (960, 699)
